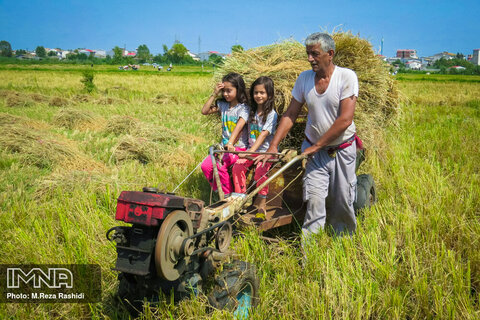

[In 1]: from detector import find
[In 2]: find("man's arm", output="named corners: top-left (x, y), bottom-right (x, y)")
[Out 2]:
top-left (302, 95), bottom-right (356, 156)
top-left (254, 97), bottom-right (303, 164)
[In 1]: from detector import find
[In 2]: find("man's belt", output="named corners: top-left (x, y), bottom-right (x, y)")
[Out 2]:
top-left (305, 134), bottom-right (363, 158)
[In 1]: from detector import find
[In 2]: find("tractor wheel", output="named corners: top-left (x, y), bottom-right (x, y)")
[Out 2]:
top-left (208, 260), bottom-right (259, 318)
top-left (354, 174), bottom-right (376, 214)
top-left (117, 273), bottom-right (147, 316)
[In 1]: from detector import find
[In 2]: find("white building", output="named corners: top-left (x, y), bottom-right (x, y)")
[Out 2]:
top-left (472, 49), bottom-right (480, 65)
top-left (94, 50), bottom-right (106, 58)
top-left (59, 50), bottom-right (70, 59)
top-left (405, 60), bottom-right (422, 70)
top-left (431, 52), bottom-right (455, 62)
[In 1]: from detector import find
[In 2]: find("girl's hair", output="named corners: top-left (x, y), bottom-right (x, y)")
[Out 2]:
top-left (218, 72), bottom-right (248, 105)
top-left (249, 76), bottom-right (275, 123)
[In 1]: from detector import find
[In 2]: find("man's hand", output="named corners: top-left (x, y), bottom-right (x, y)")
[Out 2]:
top-left (301, 144), bottom-right (321, 157)
top-left (226, 143), bottom-right (235, 152)
top-left (254, 146), bottom-right (278, 166)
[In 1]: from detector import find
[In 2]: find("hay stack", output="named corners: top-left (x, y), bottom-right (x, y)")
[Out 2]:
top-left (4, 91), bottom-right (35, 108)
top-left (105, 115), bottom-right (140, 135)
top-left (0, 120), bottom-right (103, 170)
top-left (214, 31), bottom-right (400, 151)
top-left (49, 96), bottom-right (70, 107)
top-left (108, 116), bottom-right (181, 164)
top-left (53, 108), bottom-right (98, 130)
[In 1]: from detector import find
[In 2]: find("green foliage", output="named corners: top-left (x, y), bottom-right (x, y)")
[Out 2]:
top-left (167, 43), bottom-right (188, 63)
top-left (15, 49), bottom-right (27, 55)
top-left (112, 46), bottom-right (123, 64)
top-left (47, 50), bottom-right (57, 57)
top-left (231, 44), bottom-right (244, 53)
top-left (136, 44), bottom-right (151, 63)
top-left (80, 69), bottom-right (96, 93)
top-left (433, 57), bottom-right (480, 75)
top-left (0, 40), bottom-right (12, 57)
top-left (208, 53), bottom-right (223, 65)
top-left (35, 46), bottom-right (46, 58)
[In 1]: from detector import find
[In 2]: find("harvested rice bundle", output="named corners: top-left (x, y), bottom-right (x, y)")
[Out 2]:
top-left (95, 96), bottom-right (126, 105)
top-left (53, 108), bottom-right (98, 130)
top-left (29, 93), bottom-right (49, 103)
top-left (105, 115), bottom-right (179, 143)
top-left (0, 113), bottom-right (46, 128)
top-left (49, 96), bottom-right (70, 107)
top-left (104, 115), bottom-right (140, 135)
top-left (72, 94), bottom-right (92, 103)
top-left (0, 122), bottom-right (103, 170)
top-left (111, 135), bottom-right (162, 164)
top-left (214, 31), bottom-right (400, 151)
top-left (4, 91), bottom-right (35, 108)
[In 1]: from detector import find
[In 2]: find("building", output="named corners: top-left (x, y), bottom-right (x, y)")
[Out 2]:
top-left (431, 52), bottom-right (455, 62)
top-left (396, 49), bottom-right (418, 59)
top-left (94, 50), bottom-right (106, 58)
top-left (405, 60), bottom-right (422, 70)
top-left (472, 49), bottom-right (480, 65)
top-left (198, 51), bottom-right (227, 61)
top-left (187, 50), bottom-right (200, 61)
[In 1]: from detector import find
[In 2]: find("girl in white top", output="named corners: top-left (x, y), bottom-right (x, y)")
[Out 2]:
top-left (200, 72), bottom-right (250, 196)
top-left (232, 76), bottom-right (278, 220)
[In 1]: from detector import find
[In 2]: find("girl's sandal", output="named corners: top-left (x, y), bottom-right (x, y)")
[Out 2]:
top-left (252, 208), bottom-right (267, 223)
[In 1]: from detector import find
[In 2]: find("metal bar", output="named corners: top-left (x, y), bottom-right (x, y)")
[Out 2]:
top-left (213, 150), bottom-right (284, 156)
top-left (237, 154), bottom-right (306, 210)
top-left (185, 220), bottom-right (226, 241)
top-left (209, 146), bottom-right (224, 200)
top-left (114, 245), bottom-right (151, 253)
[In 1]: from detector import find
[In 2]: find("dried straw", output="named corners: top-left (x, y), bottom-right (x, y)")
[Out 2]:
top-left (49, 96), bottom-right (70, 107)
top-left (214, 31), bottom-right (400, 151)
top-left (53, 108), bottom-right (98, 130)
top-left (0, 118), bottom-right (103, 170)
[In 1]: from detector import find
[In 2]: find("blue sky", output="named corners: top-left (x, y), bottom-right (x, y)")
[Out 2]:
top-left (1, 0), bottom-right (479, 58)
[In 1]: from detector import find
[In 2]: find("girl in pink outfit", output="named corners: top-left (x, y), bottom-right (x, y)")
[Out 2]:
top-left (232, 76), bottom-right (278, 219)
top-left (201, 73), bottom-right (250, 196)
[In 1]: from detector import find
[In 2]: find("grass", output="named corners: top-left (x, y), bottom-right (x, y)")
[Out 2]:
top-left (0, 64), bottom-right (479, 319)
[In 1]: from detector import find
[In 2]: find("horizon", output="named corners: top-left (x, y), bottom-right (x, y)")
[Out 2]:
top-left (1, 0), bottom-right (479, 58)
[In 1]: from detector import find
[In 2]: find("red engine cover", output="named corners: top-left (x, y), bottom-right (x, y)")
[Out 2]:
top-left (115, 191), bottom-right (186, 226)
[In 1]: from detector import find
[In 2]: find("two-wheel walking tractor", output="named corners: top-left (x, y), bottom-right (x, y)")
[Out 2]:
top-left (106, 148), bottom-right (376, 316)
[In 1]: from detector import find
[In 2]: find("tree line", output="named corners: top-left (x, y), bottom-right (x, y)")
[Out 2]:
top-left (0, 40), bottom-right (244, 66)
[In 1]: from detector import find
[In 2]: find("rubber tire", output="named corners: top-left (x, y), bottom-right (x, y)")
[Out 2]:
top-left (354, 174), bottom-right (376, 214)
top-left (208, 260), bottom-right (260, 316)
top-left (117, 273), bottom-right (146, 316)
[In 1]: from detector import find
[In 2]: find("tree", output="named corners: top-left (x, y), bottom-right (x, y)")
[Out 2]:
top-left (48, 50), bottom-right (57, 57)
top-left (456, 52), bottom-right (465, 60)
top-left (231, 44), bottom-right (244, 53)
top-left (15, 49), bottom-right (27, 55)
top-left (209, 53), bottom-right (223, 65)
top-left (77, 53), bottom-right (88, 61)
top-left (35, 46), bottom-right (46, 58)
top-left (162, 44), bottom-right (169, 55)
top-left (136, 44), bottom-right (151, 63)
top-left (168, 43), bottom-right (188, 63)
top-left (0, 40), bottom-right (13, 57)
top-left (112, 46), bottom-right (123, 64)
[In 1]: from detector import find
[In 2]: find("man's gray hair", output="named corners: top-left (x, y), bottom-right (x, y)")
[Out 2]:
top-left (305, 33), bottom-right (335, 52)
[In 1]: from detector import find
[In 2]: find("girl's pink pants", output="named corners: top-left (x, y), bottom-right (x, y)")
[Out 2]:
top-left (201, 147), bottom-right (246, 195)
top-left (232, 156), bottom-right (272, 197)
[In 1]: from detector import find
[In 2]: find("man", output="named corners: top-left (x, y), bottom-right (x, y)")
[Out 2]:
top-left (258, 32), bottom-right (359, 236)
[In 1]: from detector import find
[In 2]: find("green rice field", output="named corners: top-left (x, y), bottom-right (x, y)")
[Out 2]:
top-left (0, 66), bottom-right (478, 319)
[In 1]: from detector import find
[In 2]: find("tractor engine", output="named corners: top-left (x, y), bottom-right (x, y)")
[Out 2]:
top-left (107, 187), bottom-right (209, 281)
